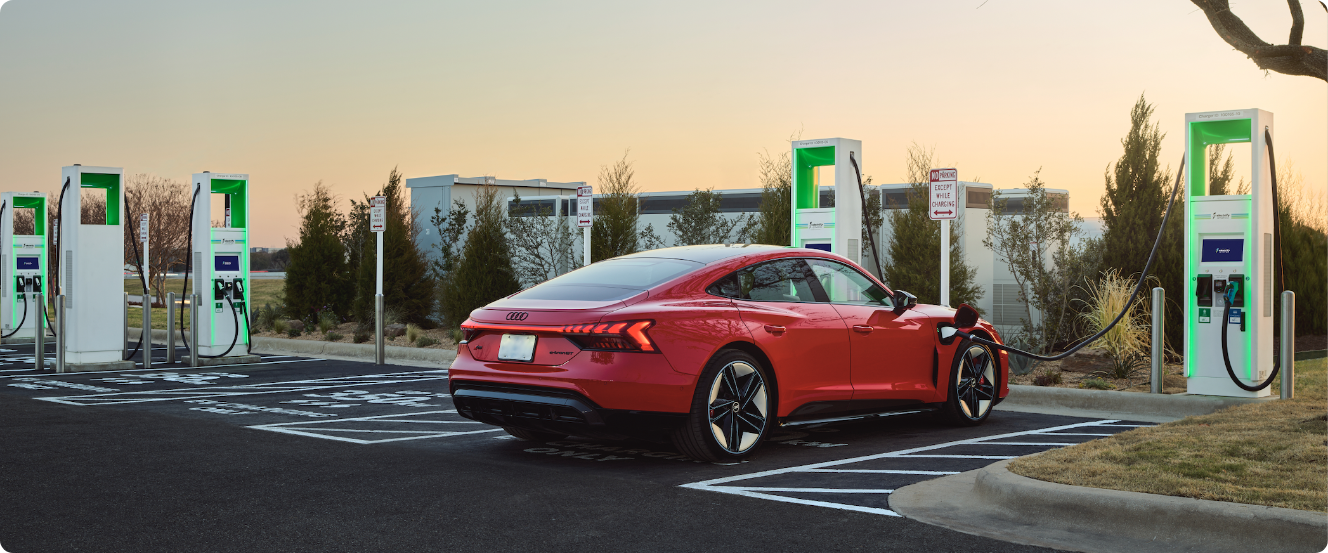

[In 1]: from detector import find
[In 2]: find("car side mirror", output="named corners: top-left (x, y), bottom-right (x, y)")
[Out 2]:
top-left (954, 303), bottom-right (979, 328)
top-left (892, 290), bottom-right (917, 314)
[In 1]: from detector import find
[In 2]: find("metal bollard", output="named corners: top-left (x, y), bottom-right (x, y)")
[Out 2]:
top-left (55, 295), bottom-right (65, 373)
top-left (375, 294), bottom-right (385, 365)
top-left (1281, 290), bottom-right (1295, 400)
top-left (1151, 287), bottom-right (1164, 394)
top-left (34, 293), bottom-right (44, 371)
top-left (189, 293), bottom-right (200, 368)
top-left (142, 292), bottom-right (152, 369)
top-left (166, 292), bottom-right (176, 364)
top-left (123, 291), bottom-right (130, 360)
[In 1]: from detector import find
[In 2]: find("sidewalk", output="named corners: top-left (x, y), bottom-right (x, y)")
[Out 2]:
top-left (890, 459), bottom-right (1327, 553)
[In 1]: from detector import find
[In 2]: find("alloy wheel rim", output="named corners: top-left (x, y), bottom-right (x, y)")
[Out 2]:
top-left (707, 361), bottom-right (768, 453)
top-left (956, 344), bottom-right (996, 420)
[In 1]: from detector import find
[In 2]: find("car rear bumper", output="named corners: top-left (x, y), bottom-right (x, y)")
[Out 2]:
top-left (450, 382), bottom-right (687, 440)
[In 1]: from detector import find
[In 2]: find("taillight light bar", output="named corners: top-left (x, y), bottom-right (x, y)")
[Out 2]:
top-left (560, 320), bottom-right (657, 353)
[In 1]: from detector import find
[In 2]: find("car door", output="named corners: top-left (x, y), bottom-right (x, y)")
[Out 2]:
top-left (719, 257), bottom-right (852, 416)
top-left (805, 258), bottom-right (937, 403)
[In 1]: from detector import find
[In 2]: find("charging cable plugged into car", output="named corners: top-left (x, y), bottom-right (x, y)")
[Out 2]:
top-left (944, 124), bottom-right (1290, 396)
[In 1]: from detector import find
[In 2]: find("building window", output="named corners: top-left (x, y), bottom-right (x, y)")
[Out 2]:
top-left (966, 188), bottom-right (992, 209)
top-left (993, 283), bottom-right (1029, 327)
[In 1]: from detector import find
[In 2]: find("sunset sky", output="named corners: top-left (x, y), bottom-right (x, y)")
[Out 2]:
top-left (0, 0), bottom-right (1323, 247)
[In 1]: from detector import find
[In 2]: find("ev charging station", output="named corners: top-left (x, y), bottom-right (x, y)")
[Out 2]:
top-left (59, 165), bottom-right (134, 370)
top-left (1, 192), bottom-right (47, 342)
top-left (190, 172), bottom-right (255, 362)
top-left (1184, 109), bottom-right (1276, 398)
top-left (791, 138), bottom-right (864, 265)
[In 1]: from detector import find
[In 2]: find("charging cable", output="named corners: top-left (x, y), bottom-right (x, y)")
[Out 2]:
top-left (848, 152), bottom-right (885, 278)
top-left (1216, 128), bottom-right (1286, 392)
top-left (942, 154), bottom-right (1185, 360)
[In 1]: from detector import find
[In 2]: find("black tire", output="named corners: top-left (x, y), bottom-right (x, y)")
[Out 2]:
top-left (942, 340), bottom-right (999, 426)
top-left (671, 349), bottom-right (775, 462)
top-left (502, 426), bottom-right (566, 442)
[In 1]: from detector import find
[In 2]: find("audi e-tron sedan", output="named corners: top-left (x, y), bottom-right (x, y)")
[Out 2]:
top-left (449, 244), bottom-right (1009, 462)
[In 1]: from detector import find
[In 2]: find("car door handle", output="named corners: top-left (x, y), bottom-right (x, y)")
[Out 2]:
top-left (852, 325), bottom-right (874, 334)
top-left (764, 325), bottom-right (786, 336)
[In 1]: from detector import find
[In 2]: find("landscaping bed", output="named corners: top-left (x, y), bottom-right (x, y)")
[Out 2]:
top-left (253, 322), bottom-right (456, 350)
top-left (1008, 337), bottom-right (1327, 393)
top-left (1007, 357), bottom-right (1328, 512)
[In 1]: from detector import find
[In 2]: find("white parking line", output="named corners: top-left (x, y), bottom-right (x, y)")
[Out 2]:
top-left (247, 410), bottom-right (499, 444)
top-left (800, 469), bottom-right (959, 475)
top-left (681, 419), bottom-right (1132, 517)
top-left (34, 370), bottom-right (448, 405)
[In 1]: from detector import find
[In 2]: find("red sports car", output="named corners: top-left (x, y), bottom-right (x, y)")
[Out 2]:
top-left (450, 245), bottom-right (1009, 462)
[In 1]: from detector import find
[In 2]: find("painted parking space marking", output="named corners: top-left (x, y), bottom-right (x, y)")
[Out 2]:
top-left (246, 410), bottom-right (500, 444)
top-left (34, 370), bottom-right (449, 406)
top-left (681, 419), bottom-right (1151, 518)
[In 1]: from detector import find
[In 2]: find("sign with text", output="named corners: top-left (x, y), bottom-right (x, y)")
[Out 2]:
top-left (139, 213), bottom-right (149, 241)
top-left (577, 186), bottom-right (593, 228)
top-left (929, 168), bottom-right (958, 220)
top-left (370, 196), bottom-right (386, 233)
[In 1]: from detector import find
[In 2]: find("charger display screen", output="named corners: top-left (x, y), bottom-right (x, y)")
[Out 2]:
top-left (16, 257), bottom-right (38, 270)
top-left (1201, 239), bottom-right (1243, 263)
top-left (214, 255), bottom-right (240, 272)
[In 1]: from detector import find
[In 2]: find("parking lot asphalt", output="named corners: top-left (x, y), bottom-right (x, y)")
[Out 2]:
top-left (0, 342), bottom-right (1151, 552)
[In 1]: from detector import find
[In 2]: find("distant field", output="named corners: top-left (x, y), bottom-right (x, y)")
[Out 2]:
top-left (125, 278), bottom-right (284, 309)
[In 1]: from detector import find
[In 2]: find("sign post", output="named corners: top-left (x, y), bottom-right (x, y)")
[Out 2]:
top-left (138, 212), bottom-right (150, 368)
top-left (577, 186), bottom-right (592, 266)
top-left (929, 169), bottom-right (958, 307)
top-left (370, 196), bottom-right (386, 365)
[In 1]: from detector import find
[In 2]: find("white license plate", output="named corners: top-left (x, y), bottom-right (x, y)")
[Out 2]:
top-left (497, 334), bottom-right (537, 362)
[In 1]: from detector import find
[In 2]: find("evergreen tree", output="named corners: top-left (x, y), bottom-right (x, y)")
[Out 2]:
top-left (743, 149), bottom-right (792, 246)
top-left (283, 182), bottom-right (352, 321)
top-left (591, 152), bottom-right (647, 261)
top-left (1099, 94), bottom-right (1183, 351)
top-left (351, 168), bottom-right (436, 326)
top-left (440, 184), bottom-right (520, 325)
top-left (881, 143), bottom-right (983, 308)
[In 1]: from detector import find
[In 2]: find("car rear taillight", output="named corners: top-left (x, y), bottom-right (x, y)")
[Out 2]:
top-left (560, 320), bottom-right (657, 353)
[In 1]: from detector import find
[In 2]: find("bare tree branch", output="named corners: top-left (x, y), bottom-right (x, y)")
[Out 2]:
top-left (1191, 0), bottom-right (1326, 81)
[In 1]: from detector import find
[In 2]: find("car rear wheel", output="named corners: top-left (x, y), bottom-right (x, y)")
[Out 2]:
top-left (671, 350), bottom-right (774, 462)
top-left (502, 426), bottom-right (566, 442)
top-left (942, 341), bottom-right (998, 426)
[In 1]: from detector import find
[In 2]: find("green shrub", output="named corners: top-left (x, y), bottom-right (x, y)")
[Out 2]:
top-left (325, 331), bottom-right (344, 342)
top-left (317, 311), bottom-right (338, 334)
top-left (1033, 369), bottom-right (1063, 387)
top-left (415, 337), bottom-right (439, 348)
top-left (272, 319), bottom-right (289, 335)
top-left (286, 326), bottom-right (301, 338)
top-left (405, 323), bottom-right (422, 344)
top-left (1080, 378), bottom-right (1114, 390)
top-left (352, 330), bottom-right (370, 344)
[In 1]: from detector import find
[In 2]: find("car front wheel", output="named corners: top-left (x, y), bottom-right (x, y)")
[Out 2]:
top-left (942, 341), bottom-right (998, 426)
top-left (671, 350), bottom-right (774, 462)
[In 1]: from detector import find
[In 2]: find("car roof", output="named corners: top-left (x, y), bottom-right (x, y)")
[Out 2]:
top-left (618, 244), bottom-right (787, 264)
top-left (621, 244), bottom-right (840, 265)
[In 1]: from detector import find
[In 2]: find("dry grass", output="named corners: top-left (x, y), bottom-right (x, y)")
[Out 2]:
top-left (1076, 270), bottom-right (1152, 379)
top-left (252, 322), bottom-right (456, 350)
top-left (1008, 358), bottom-right (1328, 512)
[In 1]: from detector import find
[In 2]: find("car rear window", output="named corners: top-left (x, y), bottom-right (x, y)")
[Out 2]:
top-left (513, 258), bottom-right (702, 298)
top-left (511, 285), bottom-right (642, 302)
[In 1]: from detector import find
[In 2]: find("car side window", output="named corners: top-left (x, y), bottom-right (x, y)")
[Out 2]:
top-left (706, 272), bottom-right (740, 298)
top-left (806, 258), bottom-right (893, 307)
top-left (736, 258), bottom-right (821, 303)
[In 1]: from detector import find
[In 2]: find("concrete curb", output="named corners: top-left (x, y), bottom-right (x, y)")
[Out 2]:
top-left (998, 384), bottom-right (1272, 423)
top-left (890, 459), bottom-right (1328, 553)
top-left (129, 328), bottom-right (453, 366)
